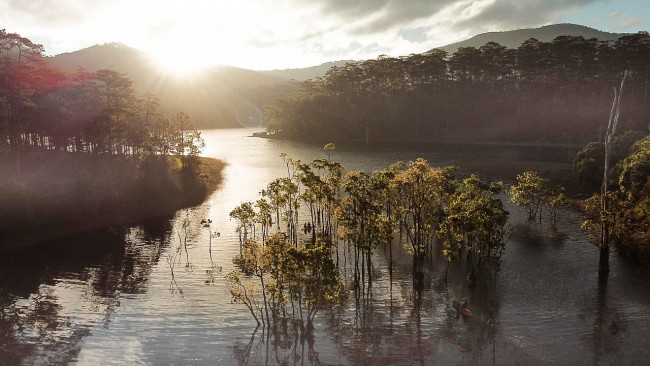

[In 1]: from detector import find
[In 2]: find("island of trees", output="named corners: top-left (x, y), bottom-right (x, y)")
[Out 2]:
top-left (0, 29), bottom-right (224, 250)
top-left (227, 149), bottom-right (512, 335)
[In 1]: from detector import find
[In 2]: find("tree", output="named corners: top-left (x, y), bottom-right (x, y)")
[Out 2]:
top-left (574, 141), bottom-right (606, 186)
top-left (230, 202), bottom-right (256, 248)
top-left (229, 232), bottom-right (341, 335)
top-left (613, 134), bottom-right (650, 259)
top-left (226, 270), bottom-right (263, 326)
top-left (596, 70), bottom-right (629, 275)
top-left (438, 175), bottom-right (509, 284)
top-left (336, 170), bottom-right (392, 288)
top-left (236, 239), bottom-right (271, 327)
top-left (171, 112), bottom-right (205, 168)
top-left (510, 171), bottom-right (550, 221)
top-left (283, 238), bottom-right (342, 333)
top-left (390, 159), bottom-right (454, 278)
top-left (0, 29), bottom-right (63, 173)
top-left (574, 131), bottom-right (647, 187)
top-left (547, 186), bottom-right (566, 228)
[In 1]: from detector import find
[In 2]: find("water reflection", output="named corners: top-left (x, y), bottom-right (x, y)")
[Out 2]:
top-left (0, 216), bottom-right (174, 364)
top-left (232, 324), bottom-right (334, 366)
top-left (2, 128), bottom-right (650, 364)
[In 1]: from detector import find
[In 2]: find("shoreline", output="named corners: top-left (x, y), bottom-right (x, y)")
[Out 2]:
top-left (254, 132), bottom-right (586, 149)
top-left (0, 154), bottom-right (226, 253)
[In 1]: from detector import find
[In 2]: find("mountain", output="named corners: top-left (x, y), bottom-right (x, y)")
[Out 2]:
top-left (438, 23), bottom-right (628, 53)
top-left (47, 43), bottom-right (292, 128)
top-left (48, 42), bottom-right (284, 86)
top-left (261, 60), bottom-right (355, 81)
top-left (45, 23), bottom-right (634, 128)
top-left (47, 42), bottom-right (149, 74)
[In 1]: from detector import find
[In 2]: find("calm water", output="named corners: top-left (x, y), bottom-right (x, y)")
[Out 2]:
top-left (1, 128), bottom-right (649, 365)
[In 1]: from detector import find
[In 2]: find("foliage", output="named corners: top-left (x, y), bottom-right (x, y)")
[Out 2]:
top-left (336, 170), bottom-right (393, 287)
top-left (0, 30), bottom-right (204, 160)
top-left (510, 171), bottom-right (548, 221)
top-left (264, 33), bottom-right (650, 144)
top-left (618, 135), bottom-right (650, 201)
top-left (390, 159), bottom-right (455, 262)
top-left (578, 129), bottom-right (650, 263)
top-left (229, 202), bottom-right (256, 247)
top-left (573, 142), bottom-right (605, 186)
top-left (337, 171), bottom-right (392, 252)
top-left (228, 153), bottom-right (515, 329)
top-left (171, 112), bottom-right (205, 166)
top-left (510, 170), bottom-right (566, 226)
top-left (439, 175), bottom-right (509, 273)
top-left (573, 131), bottom-right (647, 187)
top-left (612, 135), bottom-right (650, 258)
top-left (581, 192), bottom-right (629, 248)
top-left (228, 233), bottom-right (342, 333)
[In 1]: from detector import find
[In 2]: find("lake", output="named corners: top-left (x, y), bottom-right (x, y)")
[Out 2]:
top-left (1, 128), bottom-right (649, 365)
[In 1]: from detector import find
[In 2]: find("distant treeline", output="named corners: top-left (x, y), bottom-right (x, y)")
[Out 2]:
top-left (265, 33), bottom-right (650, 143)
top-left (0, 29), bottom-right (203, 157)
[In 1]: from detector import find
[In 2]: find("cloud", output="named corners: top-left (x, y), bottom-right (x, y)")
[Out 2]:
top-left (0, 0), bottom-right (618, 69)
top-left (609, 11), bottom-right (645, 30)
top-left (292, 0), bottom-right (598, 34)
top-left (1, 0), bottom-right (111, 25)
top-left (272, 0), bottom-right (603, 66)
top-left (344, 1), bottom-right (453, 35)
top-left (431, 0), bottom-right (597, 32)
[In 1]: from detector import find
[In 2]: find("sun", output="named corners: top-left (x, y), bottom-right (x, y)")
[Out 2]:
top-left (147, 48), bottom-right (213, 77)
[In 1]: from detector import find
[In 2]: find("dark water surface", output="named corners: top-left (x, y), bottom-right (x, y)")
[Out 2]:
top-left (1, 128), bottom-right (649, 365)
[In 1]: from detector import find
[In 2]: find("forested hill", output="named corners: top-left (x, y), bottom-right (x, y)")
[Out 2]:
top-left (264, 28), bottom-right (649, 145)
top-left (47, 43), bottom-right (292, 129)
top-left (260, 60), bottom-right (355, 82)
top-left (44, 23), bottom-right (641, 132)
top-left (440, 24), bottom-right (627, 53)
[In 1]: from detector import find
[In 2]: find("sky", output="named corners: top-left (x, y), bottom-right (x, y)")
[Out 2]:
top-left (0, 0), bottom-right (647, 71)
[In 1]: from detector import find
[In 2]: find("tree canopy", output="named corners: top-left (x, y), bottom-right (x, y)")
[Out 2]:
top-left (265, 33), bottom-right (650, 144)
top-left (0, 29), bottom-right (204, 163)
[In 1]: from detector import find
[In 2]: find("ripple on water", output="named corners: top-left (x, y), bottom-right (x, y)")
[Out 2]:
top-left (2, 128), bottom-right (650, 364)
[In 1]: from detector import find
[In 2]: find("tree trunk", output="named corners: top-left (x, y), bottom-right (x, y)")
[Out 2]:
top-left (599, 70), bottom-right (628, 274)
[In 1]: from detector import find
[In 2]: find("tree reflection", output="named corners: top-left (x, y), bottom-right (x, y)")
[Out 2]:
top-left (580, 274), bottom-right (626, 364)
top-left (232, 323), bottom-right (334, 366)
top-left (232, 325), bottom-right (260, 366)
top-left (0, 216), bottom-right (173, 363)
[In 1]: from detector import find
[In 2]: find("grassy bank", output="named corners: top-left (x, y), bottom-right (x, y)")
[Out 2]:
top-left (0, 150), bottom-right (225, 251)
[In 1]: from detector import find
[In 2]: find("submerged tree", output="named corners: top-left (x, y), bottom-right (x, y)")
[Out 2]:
top-left (390, 159), bottom-right (455, 279)
top-left (510, 171), bottom-right (549, 221)
top-left (228, 233), bottom-right (341, 334)
top-left (510, 170), bottom-right (565, 225)
top-left (586, 70), bottom-right (629, 275)
top-left (283, 237), bottom-right (342, 333)
top-left (337, 170), bottom-right (392, 289)
top-left (439, 175), bottom-right (509, 285)
top-left (230, 202), bottom-right (256, 248)
top-left (226, 270), bottom-right (263, 326)
top-left (228, 154), bottom-right (515, 332)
